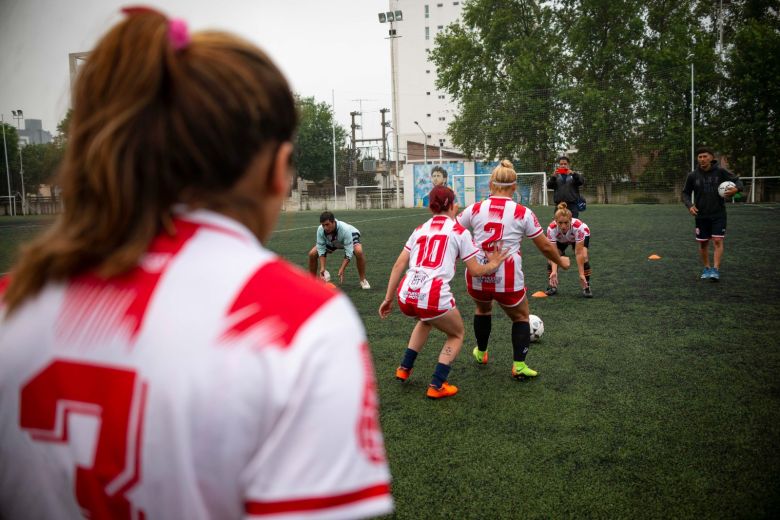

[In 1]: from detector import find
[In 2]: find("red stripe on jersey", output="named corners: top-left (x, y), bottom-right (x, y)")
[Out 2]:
top-left (57, 220), bottom-right (200, 344)
top-left (514, 204), bottom-right (527, 219)
top-left (488, 197), bottom-right (509, 219)
top-left (221, 260), bottom-right (337, 348)
top-left (427, 278), bottom-right (443, 310)
top-left (573, 220), bottom-right (582, 229)
top-left (429, 215), bottom-right (447, 231)
top-left (453, 222), bottom-right (467, 235)
top-left (245, 483), bottom-right (391, 516)
top-left (504, 255), bottom-right (515, 292)
top-left (356, 342), bottom-right (387, 464)
top-left (0, 275), bottom-right (9, 298)
top-left (472, 201), bottom-right (483, 215)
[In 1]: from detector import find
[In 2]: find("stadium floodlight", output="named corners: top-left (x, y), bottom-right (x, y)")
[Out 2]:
top-left (386, 11), bottom-right (394, 22)
top-left (395, 11), bottom-right (403, 22)
top-left (378, 12), bottom-right (386, 23)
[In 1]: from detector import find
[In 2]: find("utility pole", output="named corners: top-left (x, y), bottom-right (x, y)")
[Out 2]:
top-left (350, 111), bottom-right (360, 183)
top-left (380, 108), bottom-right (390, 161)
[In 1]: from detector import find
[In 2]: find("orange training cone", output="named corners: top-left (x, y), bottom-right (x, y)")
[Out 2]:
top-left (648, 254), bottom-right (662, 260)
top-left (531, 291), bottom-right (548, 298)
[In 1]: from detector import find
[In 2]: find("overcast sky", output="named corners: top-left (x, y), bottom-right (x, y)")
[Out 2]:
top-left (0, 0), bottom-right (393, 137)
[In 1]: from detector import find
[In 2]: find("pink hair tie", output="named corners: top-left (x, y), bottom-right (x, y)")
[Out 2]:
top-left (168, 18), bottom-right (190, 51)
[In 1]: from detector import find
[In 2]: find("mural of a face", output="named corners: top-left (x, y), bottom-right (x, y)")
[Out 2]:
top-left (431, 169), bottom-right (446, 186)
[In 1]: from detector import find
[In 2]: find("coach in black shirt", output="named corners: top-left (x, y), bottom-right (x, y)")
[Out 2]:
top-left (547, 155), bottom-right (584, 217)
top-left (681, 146), bottom-right (743, 281)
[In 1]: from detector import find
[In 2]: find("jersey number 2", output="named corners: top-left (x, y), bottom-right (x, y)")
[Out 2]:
top-left (19, 360), bottom-right (147, 520)
top-left (481, 222), bottom-right (504, 251)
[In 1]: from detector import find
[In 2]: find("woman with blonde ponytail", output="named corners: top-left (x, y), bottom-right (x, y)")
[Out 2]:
top-left (457, 160), bottom-right (570, 380)
top-left (0, 8), bottom-right (392, 519)
top-left (544, 202), bottom-right (594, 297)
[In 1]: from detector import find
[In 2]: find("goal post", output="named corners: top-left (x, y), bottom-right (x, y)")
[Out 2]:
top-left (345, 185), bottom-right (386, 210)
top-left (450, 172), bottom-right (547, 207)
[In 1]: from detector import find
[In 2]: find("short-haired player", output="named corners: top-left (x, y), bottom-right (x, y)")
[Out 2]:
top-left (308, 211), bottom-right (371, 288)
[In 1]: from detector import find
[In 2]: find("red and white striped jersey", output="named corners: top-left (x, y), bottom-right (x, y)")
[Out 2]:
top-left (398, 215), bottom-right (479, 313)
top-left (457, 196), bottom-right (544, 293)
top-left (0, 209), bottom-right (393, 520)
top-left (546, 218), bottom-right (590, 245)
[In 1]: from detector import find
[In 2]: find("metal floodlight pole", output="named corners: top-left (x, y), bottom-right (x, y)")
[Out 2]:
top-left (12, 110), bottom-right (26, 215)
top-left (332, 89), bottom-right (338, 210)
top-left (1, 114), bottom-right (14, 216)
top-left (690, 61), bottom-right (695, 172)
top-left (380, 7), bottom-right (403, 208)
top-left (414, 121), bottom-right (427, 167)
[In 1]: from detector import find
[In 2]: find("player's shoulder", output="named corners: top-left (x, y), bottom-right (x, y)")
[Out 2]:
top-left (548, 221), bottom-right (558, 230)
top-left (221, 258), bottom-right (339, 349)
top-left (452, 220), bottom-right (468, 235)
top-left (513, 202), bottom-right (529, 219)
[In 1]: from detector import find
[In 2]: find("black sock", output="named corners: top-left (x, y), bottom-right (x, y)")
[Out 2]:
top-left (512, 321), bottom-right (531, 362)
top-left (584, 261), bottom-right (591, 284)
top-left (473, 314), bottom-right (492, 351)
top-left (400, 348), bottom-right (418, 370)
top-left (431, 362), bottom-right (451, 388)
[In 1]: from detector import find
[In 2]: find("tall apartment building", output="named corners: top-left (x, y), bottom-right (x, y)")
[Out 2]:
top-left (387, 0), bottom-right (464, 161)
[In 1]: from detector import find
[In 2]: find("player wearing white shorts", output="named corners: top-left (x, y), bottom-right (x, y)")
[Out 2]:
top-left (379, 186), bottom-right (508, 399)
top-left (457, 160), bottom-right (570, 380)
top-left (545, 202), bottom-right (593, 298)
top-left (0, 8), bottom-right (392, 519)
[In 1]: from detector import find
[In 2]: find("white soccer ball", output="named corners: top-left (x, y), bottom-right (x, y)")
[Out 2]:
top-left (322, 270), bottom-right (331, 282)
top-left (529, 314), bottom-right (544, 342)
top-left (718, 181), bottom-right (736, 198)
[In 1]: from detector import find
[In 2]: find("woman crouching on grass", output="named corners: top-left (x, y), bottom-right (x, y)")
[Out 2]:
top-left (379, 186), bottom-right (509, 399)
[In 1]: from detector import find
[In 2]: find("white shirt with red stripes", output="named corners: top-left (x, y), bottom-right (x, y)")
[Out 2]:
top-left (457, 196), bottom-right (544, 293)
top-left (398, 214), bottom-right (479, 312)
top-left (546, 218), bottom-right (590, 245)
top-left (0, 209), bottom-right (392, 520)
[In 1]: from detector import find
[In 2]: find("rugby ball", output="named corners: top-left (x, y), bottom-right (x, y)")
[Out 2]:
top-left (529, 314), bottom-right (544, 342)
top-left (718, 181), bottom-right (736, 198)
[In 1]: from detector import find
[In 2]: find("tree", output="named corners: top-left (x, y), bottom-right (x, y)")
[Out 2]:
top-left (430, 0), bottom-right (565, 170)
top-left (20, 143), bottom-right (64, 195)
top-left (719, 0), bottom-right (780, 176)
top-left (293, 96), bottom-right (348, 183)
top-left (1, 122), bottom-right (23, 199)
top-left (557, 0), bottom-right (647, 202)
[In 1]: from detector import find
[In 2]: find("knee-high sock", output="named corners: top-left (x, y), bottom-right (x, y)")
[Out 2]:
top-left (474, 314), bottom-right (492, 351)
top-left (512, 321), bottom-right (531, 362)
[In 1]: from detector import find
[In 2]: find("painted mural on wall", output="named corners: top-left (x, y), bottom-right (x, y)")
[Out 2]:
top-left (413, 163), bottom-right (465, 208)
top-left (474, 161), bottom-right (531, 204)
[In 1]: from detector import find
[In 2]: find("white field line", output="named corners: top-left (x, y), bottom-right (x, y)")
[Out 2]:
top-left (272, 211), bottom-right (430, 234)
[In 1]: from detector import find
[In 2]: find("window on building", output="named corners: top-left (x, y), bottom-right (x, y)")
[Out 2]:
top-left (427, 114), bottom-right (431, 118)
top-left (425, 5), bottom-right (429, 18)
top-left (425, 27), bottom-right (430, 40)
top-left (437, 25), bottom-right (443, 30)
top-left (426, 91), bottom-right (431, 96)
top-left (437, 3), bottom-right (443, 7)
top-left (453, 1), bottom-right (459, 5)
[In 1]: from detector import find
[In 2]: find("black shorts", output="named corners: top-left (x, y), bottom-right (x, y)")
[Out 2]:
top-left (324, 232), bottom-right (361, 254)
top-left (556, 236), bottom-right (590, 254)
top-left (695, 215), bottom-right (726, 241)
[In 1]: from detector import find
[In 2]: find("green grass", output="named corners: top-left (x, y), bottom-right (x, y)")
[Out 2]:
top-left (3, 205), bottom-right (779, 518)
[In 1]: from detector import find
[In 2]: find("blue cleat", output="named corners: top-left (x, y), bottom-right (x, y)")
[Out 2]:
top-left (700, 267), bottom-right (712, 279)
top-left (710, 268), bottom-right (720, 281)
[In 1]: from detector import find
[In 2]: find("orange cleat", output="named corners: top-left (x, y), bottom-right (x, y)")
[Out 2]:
top-left (395, 366), bottom-right (412, 382)
top-left (426, 381), bottom-right (458, 399)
